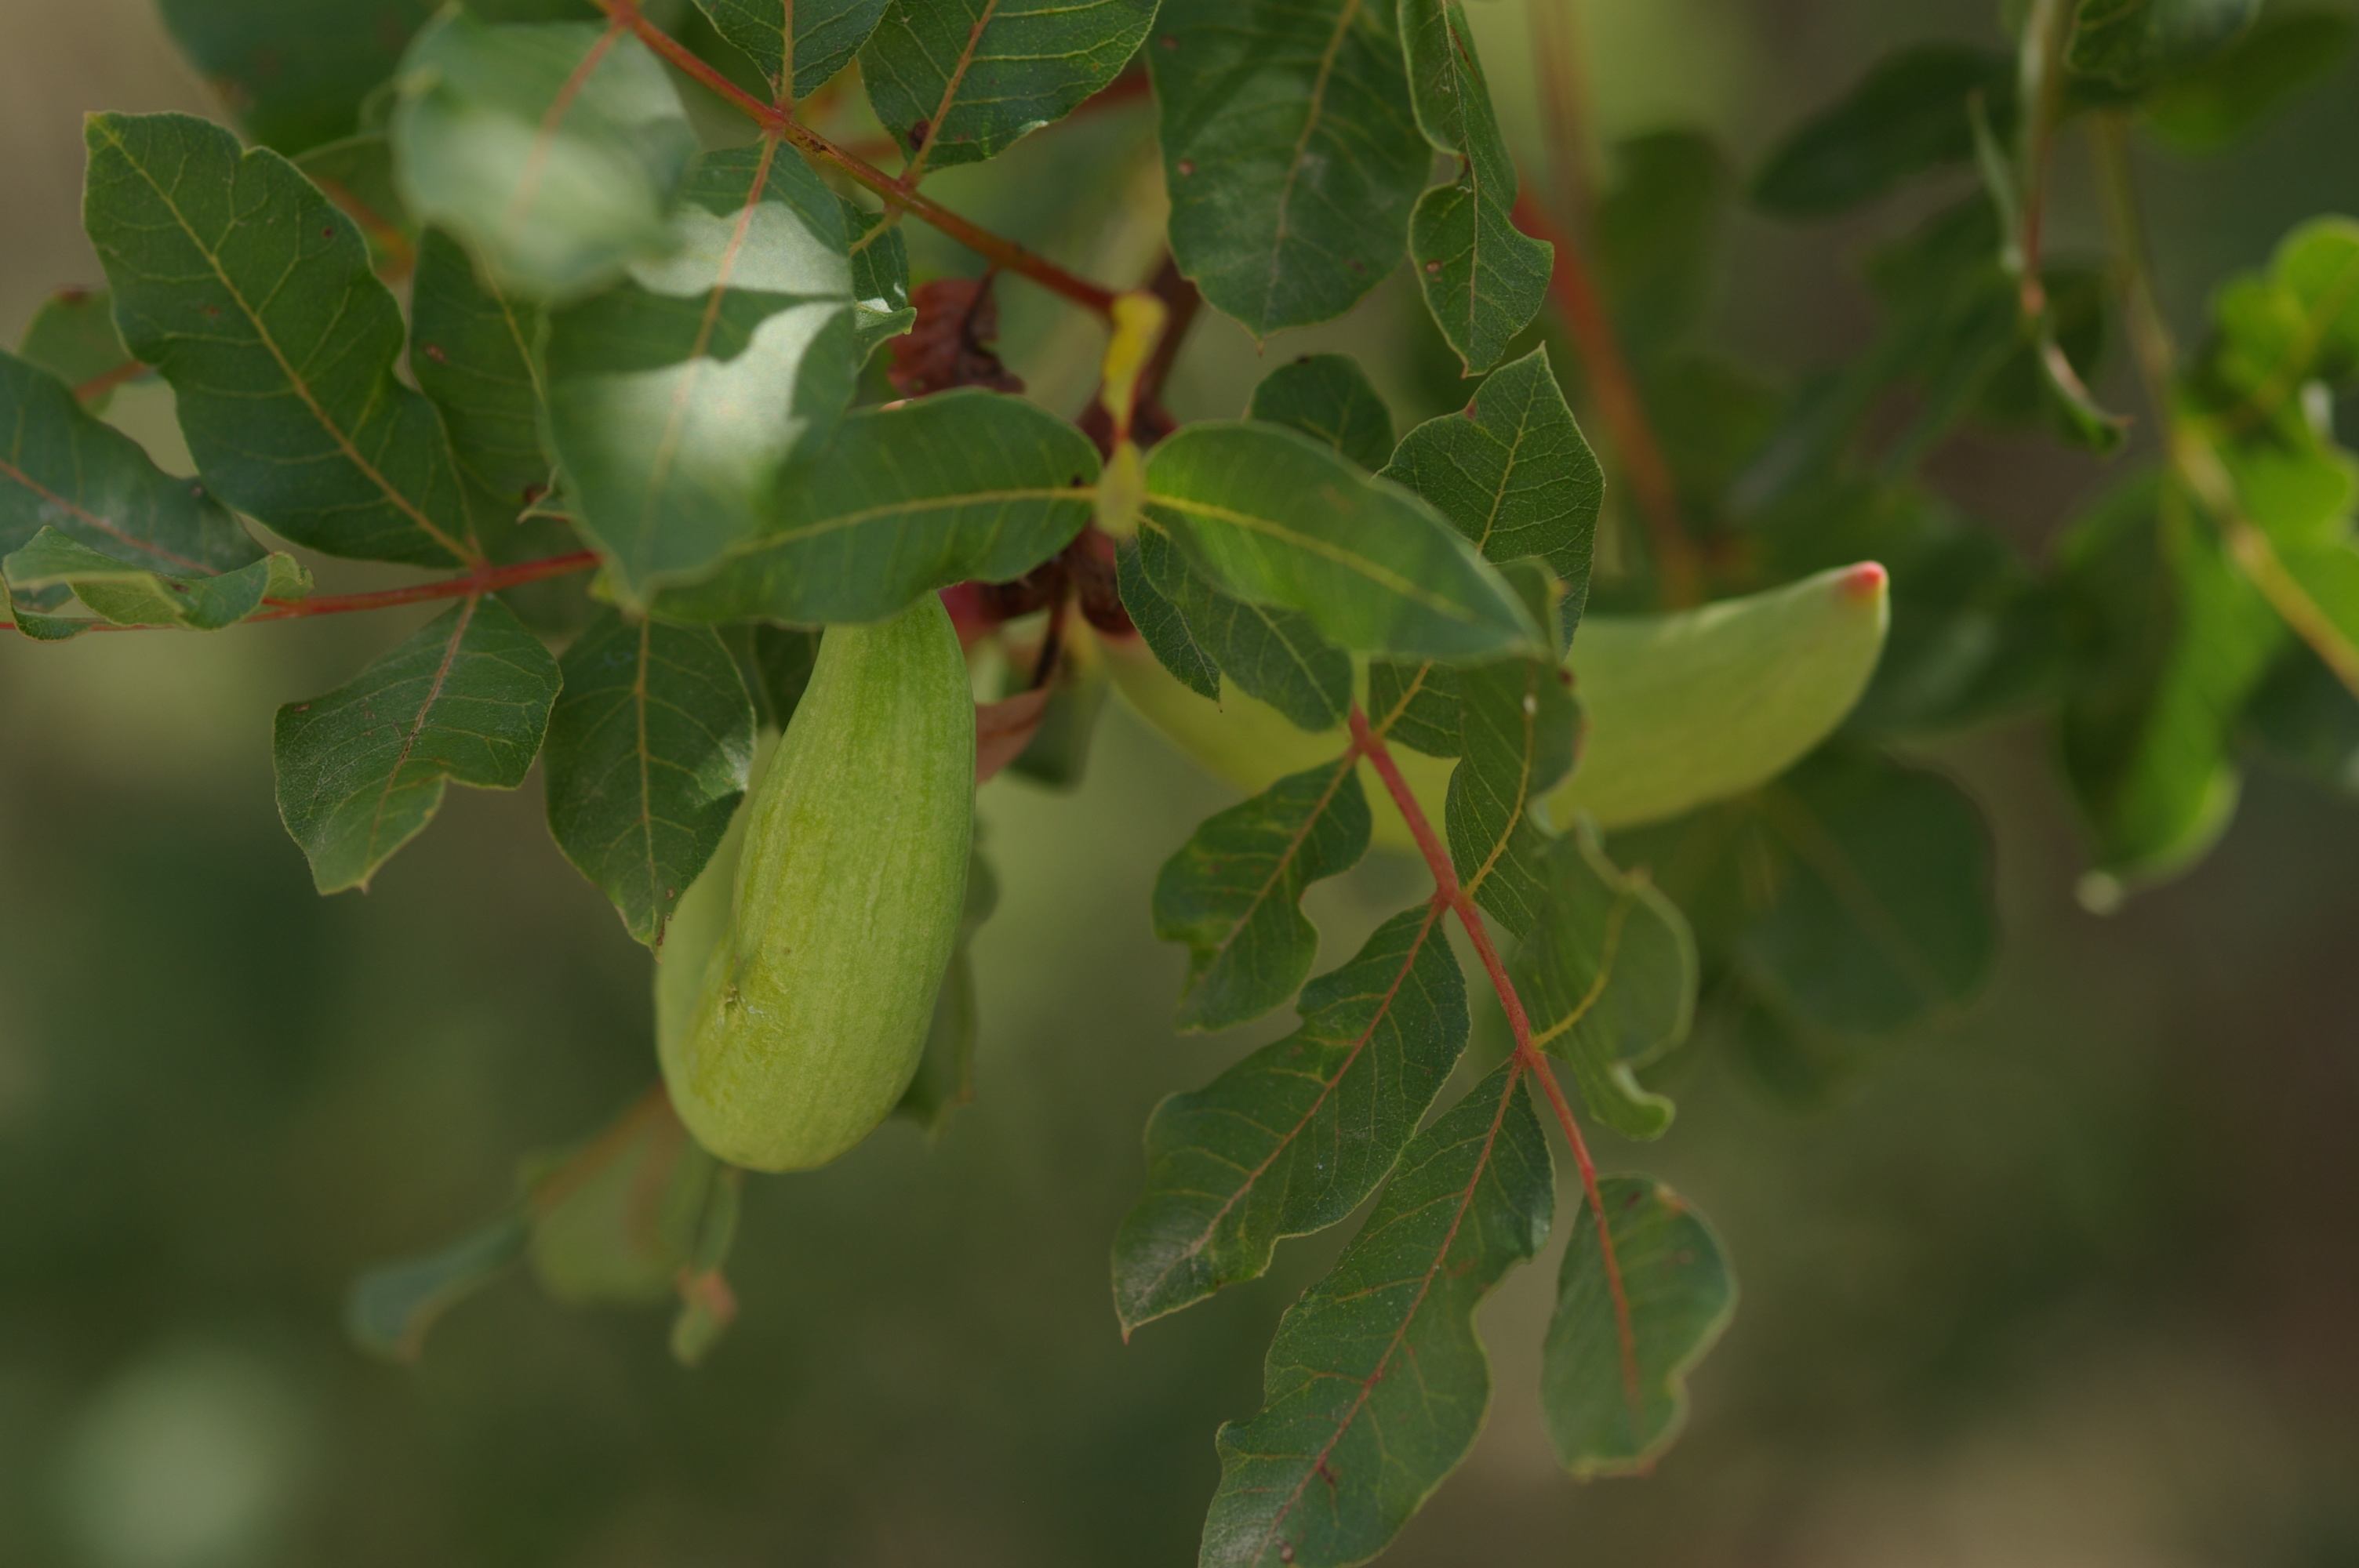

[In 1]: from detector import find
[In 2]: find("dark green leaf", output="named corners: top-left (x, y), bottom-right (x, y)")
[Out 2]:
top-left (1116, 903), bottom-right (1465, 1333)
top-left (1752, 45), bottom-right (2016, 218)
top-left (410, 229), bottom-right (551, 516)
top-left (1144, 422), bottom-right (1548, 663)
top-left (347, 1212), bottom-right (527, 1363)
top-left (158, 0), bottom-right (426, 154)
top-left (391, 13), bottom-right (699, 301)
top-left (1541, 1177), bottom-right (1735, 1478)
top-left (1399, 0), bottom-right (1551, 372)
top-left (1116, 535), bottom-right (1223, 699)
top-left (1129, 521), bottom-right (1353, 731)
top-left (4, 528), bottom-right (311, 632)
top-left (1201, 1062), bottom-right (1551, 1568)
top-left (694, 0), bottom-right (890, 100)
top-left (1445, 648), bottom-right (1583, 938)
top-left (274, 594), bottom-right (564, 893)
top-left (2143, 9), bottom-right (2356, 151)
top-left (1246, 354), bottom-right (1396, 471)
top-left (543, 143), bottom-right (857, 605)
top-left (2069, 0), bottom-right (2260, 93)
top-left (295, 133), bottom-right (418, 271)
top-left (2245, 645), bottom-right (2359, 797)
top-left (1153, 0), bottom-right (1429, 336)
top-left (1510, 830), bottom-right (1696, 1140)
top-left (525, 1097), bottom-right (725, 1305)
top-left (861, 0), bottom-right (1156, 170)
top-left (18, 289), bottom-right (139, 412)
top-left (899, 848), bottom-right (998, 1134)
top-left (1594, 131), bottom-right (1730, 362)
top-left (84, 112), bottom-right (476, 567)
top-left (844, 201), bottom-right (916, 361)
top-left (649, 390), bottom-right (1100, 624)
top-left (544, 608), bottom-right (757, 946)
top-left (1153, 754), bottom-right (1371, 1032)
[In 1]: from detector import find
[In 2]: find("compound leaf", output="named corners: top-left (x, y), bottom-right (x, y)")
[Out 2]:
top-left (1541, 1176), bottom-right (1735, 1478)
top-left (861, 0), bottom-right (1157, 170)
top-left (1201, 1062), bottom-right (1552, 1568)
top-left (1115, 902), bottom-right (1465, 1332)
top-left (1152, 0), bottom-right (1430, 336)
top-left (274, 594), bottom-right (563, 894)
top-left (1154, 753), bottom-right (1372, 1032)
top-left (544, 608), bottom-right (758, 946)
top-left (83, 111), bottom-right (475, 567)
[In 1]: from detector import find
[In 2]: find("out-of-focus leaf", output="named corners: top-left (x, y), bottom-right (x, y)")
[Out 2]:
top-left (347, 1213), bottom-right (528, 1363)
top-left (545, 608), bottom-right (757, 946)
top-left (1512, 830), bottom-right (1696, 1139)
top-left (1200, 1063), bottom-right (1552, 1568)
top-left (2190, 219), bottom-right (2359, 437)
top-left (1115, 902), bottom-right (1466, 1332)
top-left (2068, 0), bottom-right (2260, 93)
top-left (1751, 45), bottom-right (2016, 218)
top-left (1144, 422), bottom-right (1548, 663)
top-left (843, 201), bottom-right (916, 361)
top-left (274, 595), bottom-right (564, 893)
top-left (1541, 1176), bottom-right (1735, 1478)
top-left (391, 13), bottom-right (699, 301)
top-left (2245, 645), bottom-right (2359, 796)
top-left (1400, 0), bottom-right (1551, 372)
top-left (158, 0), bottom-right (427, 154)
top-left (694, 0), bottom-right (890, 100)
top-left (1153, 754), bottom-right (1372, 1032)
top-left (1595, 130), bottom-right (1731, 362)
top-left (4, 528), bottom-right (311, 631)
top-left (1246, 354), bottom-right (1396, 472)
top-left (1152, 0), bottom-right (1429, 336)
top-left (898, 848), bottom-right (998, 1133)
top-left (649, 390), bottom-right (1099, 624)
top-left (17, 290), bottom-right (140, 412)
top-left (2143, 10), bottom-right (2356, 150)
top-left (1126, 521), bottom-right (1353, 731)
top-left (1006, 661), bottom-right (1110, 789)
top-left (543, 143), bottom-right (856, 605)
top-left (861, 0), bottom-right (1155, 170)
top-left (84, 112), bottom-right (476, 567)
top-left (669, 1169), bottom-right (743, 1366)
top-left (524, 1096), bottom-right (723, 1305)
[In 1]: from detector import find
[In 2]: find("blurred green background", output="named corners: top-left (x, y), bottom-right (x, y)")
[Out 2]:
top-left (5, 2), bottom-right (2359, 1565)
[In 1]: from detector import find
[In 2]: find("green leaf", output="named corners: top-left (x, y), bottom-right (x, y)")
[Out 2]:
top-left (1201, 1062), bottom-right (1552, 1568)
top-left (1751, 45), bottom-right (2016, 219)
top-left (295, 133), bottom-right (419, 272)
top-left (1116, 536), bottom-right (1223, 699)
top-left (1541, 1177), bottom-right (1735, 1478)
top-left (694, 0), bottom-right (891, 100)
top-left (898, 848), bottom-right (998, 1134)
top-left (1153, 0), bottom-right (1430, 336)
top-left (650, 390), bottom-right (1100, 624)
top-left (1398, 0), bottom-right (1551, 373)
top-left (1445, 644), bottom-right (1583, 939)
top-left (1246, 354), bottom-right (1396, 471)
top-left (1153, 754), bottom-right (1372, 1032)
top-left (1, 350), bottom-right (263, 583)
top-left (2069, 0), bottom-right (2260, 93)
top-left (1368, 348), bottom-right (1601, 754)
top-left (2245, 645), bottom-right (2359, 797)
top-left (843, 200), bottom-right (916, 361)
top-left (157, 0), bottom-right (424, 154)
top-left (410, 229), bottom-right (552, 516)
top-left (1128, 521), bottom-right (1354, 731)
top-left (542, 143), bottom-right (857, 605)
top-left (1143, 422), bottom-right (1547, 663)
top-left (347, 1212), bottom-right (528, 1363)
top-left (1, 575), bottom-right (89, 642)
top-left (2143, 9), bottom-right (2356, 151)
top-left (544, 608), bottom-right (758, 946)
top-left (861, 0), bottom-right (1157, 170)
top-left (1594, 131), bottom-right (1731, 362)
top-left (2058, 478), bottom-right (2282, 890)
top-left (4, 528), bottom-right (311, 632)
top-left (274, 594), bottom-right (564, 894)
top-left (84, 112), bottom-right (477, 568)
top-left (525, 1096), bottom-right (725, 1306)
top-left (1510, 830), bottom-right (1696, 1140)
top-left (1115, 903), bottom-right (1466, 1333)
top-left (391, 13), bottom-right (700, 301)
top-left (18, 289), bottom-right (139, 412)
top-left (2191, 218), bottom-right (2359, 434)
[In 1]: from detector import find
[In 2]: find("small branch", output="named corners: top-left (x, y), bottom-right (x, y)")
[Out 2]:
top-left (2014, 0), bottom-right (2076, 310)
top-left (74, 359), bottom-right (151, 404)
top-left (1347, 706), bottom-right (1645, 1424)
top-left (2091, 114), bottom-right (2359, 700)
top-left (598, 0), bottom-right (1120, 319)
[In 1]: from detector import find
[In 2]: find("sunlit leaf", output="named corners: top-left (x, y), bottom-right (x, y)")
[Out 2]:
top-left (1541, 1177), bottom-right (1735, 1478)
top-left (650, 390), bottom-right (1099, 625)
top-left (84, 112), bottom-right (476, 567)
top-left (542, 142), bottom-right (857, 604)
top-left (1152, 0), bottom-right (1429, 336)
top-left (544, 608), bottom-right (758, 946)
top-left (694, 0), bottom-right (891, 100)
top-left (1246, 354), bottom-right (1395, 472)
top-left (1144, 422), bottom-right (1548, 663)
top-left (1116, 903), bottom-right (1465, 1333)
top-left (861, 0), bottom-right (1156, 169)
top-left (391, 13), bottom-right (700, 301)
top-left (274, 594), bottom-right (564, 893)
top-left (1201, 1062), bottom-right (1551, 1568)
top-left (1153, 754), bottom-right (1372, 1032)
top-left (1751, 45), bottom-right (2016, 218)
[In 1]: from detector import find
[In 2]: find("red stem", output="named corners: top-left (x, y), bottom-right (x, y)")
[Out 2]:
top-left (1347, 706), bottom-right (1645, 1425)
top-left (597, 0), bottom-right (1120, 319)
